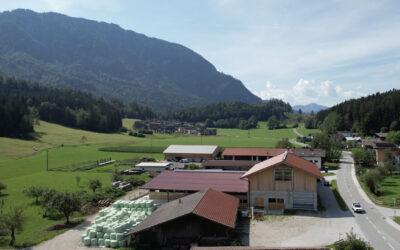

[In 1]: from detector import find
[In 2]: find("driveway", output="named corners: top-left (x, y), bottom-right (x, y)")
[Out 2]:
top-left (289, 128), bottom-right (308, 147)
top-left (249, 180), bottom-right (363, 247)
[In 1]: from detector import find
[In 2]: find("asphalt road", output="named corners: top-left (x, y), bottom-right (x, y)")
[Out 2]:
top-left (289, 128), bottom-right (308, 147)
top-left (337, 151), bottom-right (400, 250)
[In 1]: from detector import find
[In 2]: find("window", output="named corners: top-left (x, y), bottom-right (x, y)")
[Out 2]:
top-left (274, 168), bottom-right (292, 181)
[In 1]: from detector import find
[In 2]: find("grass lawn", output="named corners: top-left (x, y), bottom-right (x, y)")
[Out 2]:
top-left (357, 175), bottom-right (400, 207)
top-left (296, 124), bottom-right (322, 137)
top-left (330, 180), bottom-right (348, 211)
top-left (322, 172), bottom-right (336, 177)
top-left (0, 119), bottom-right (299, 247)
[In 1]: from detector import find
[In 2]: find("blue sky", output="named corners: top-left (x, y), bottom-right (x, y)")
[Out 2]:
top-left (1, 0), bottom-right (399, 107)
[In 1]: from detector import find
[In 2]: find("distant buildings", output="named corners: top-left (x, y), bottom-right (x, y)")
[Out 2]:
top-left (134, 120), bottom-right (216, 135)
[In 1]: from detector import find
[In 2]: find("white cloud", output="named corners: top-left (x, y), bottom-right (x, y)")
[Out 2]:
top-left (254, 79), bottom-right (366, 106)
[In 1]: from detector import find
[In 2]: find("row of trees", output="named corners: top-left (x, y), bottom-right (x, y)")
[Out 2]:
top-left (204, 115), bottom-right (258, 129)
top-left (161, 99), bottom-right (292, 128)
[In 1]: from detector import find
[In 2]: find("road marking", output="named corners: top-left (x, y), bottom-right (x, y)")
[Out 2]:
top-left (388, 242), bottom-right (395, 250)
top-left (382, 235), bottom-right (386, 240)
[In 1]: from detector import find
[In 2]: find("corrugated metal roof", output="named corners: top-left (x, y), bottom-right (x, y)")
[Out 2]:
top-left (292, 148), bottom-right (326, 158)
top-left (241, 152), bottom-right (323, 179)
top-left (163, 145), bottom-right (219, 154)
top-left (128, 189), bottom-right (239, 235)
top-left (136, 162), bottom-right (172, 167)
top-left (222, 148), bottom-right (288, 157)
top-left (141, 170), bottom-right (248, 193)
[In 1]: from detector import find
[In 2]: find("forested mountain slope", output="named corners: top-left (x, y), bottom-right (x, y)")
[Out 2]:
top-left (0, 9), bottom-right (260, 110)
top-left (315, 89), bottom-right (400, 135)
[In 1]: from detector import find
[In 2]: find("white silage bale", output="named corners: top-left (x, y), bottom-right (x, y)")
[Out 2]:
top-left (110, 233), bottom-right (116, 240)
top-left (89, 231), bottom-right (96, 238)
top-left (83, 237), bottom-right (91, 246)
top-left (116, 233), bottom-right (124, 241)
top-left (118, 239), bottom-right (126, 247)
top-left (91, 238), bottom-right (98, 246)
top-left (96, 232), bottom-right (104, 239)
top-left (96, 225), bottom-right (103, 232)
top-left (105, 239), bottom-right (111, 247)
top-left (110, 240), bottom-right (118, 248)
top-left (104, 233), bottom-right (110, 239)
top-left (98, 238), bottom-right (105, 246)
top-left (81, 234), bottom-right (86, 241)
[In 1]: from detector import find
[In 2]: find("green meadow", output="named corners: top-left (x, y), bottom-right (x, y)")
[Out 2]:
top-left (0, 119), bottom-right (298, 247)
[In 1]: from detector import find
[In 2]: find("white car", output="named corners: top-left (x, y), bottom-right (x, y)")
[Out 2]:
top-left (352, 202), bottom-right (363, 213)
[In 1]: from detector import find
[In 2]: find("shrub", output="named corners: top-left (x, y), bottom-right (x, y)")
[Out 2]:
top-left (0, 182), bottom-right (6, 196)
top-left (88, 179), bottom-right (102, 193)
top-left (125, 176), bottom-right (146, 186)
top-left (119, 126), bottom-right (128, 132)
top-left (187, 164), bottom-right (200, 170)
top-left (335, 231), bottom-right (371, 250)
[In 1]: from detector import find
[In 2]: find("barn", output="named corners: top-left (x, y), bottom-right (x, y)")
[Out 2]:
top-left (128, 189), bottom-right (239, 247)
top-left (163, 145), bottom-right (221, 162)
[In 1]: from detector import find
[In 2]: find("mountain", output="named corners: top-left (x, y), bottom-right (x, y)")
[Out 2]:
top-left (293, 103), bottom-right (328, 114)
top-left (0, 9), bottom-right (261, 110)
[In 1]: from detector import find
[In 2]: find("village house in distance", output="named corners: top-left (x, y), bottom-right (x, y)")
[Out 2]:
top-left (134, 120), bottom-right (217, 135)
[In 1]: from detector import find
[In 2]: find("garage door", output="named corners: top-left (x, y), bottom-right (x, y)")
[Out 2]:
top-left (293, 191), bottom-right (314, 210)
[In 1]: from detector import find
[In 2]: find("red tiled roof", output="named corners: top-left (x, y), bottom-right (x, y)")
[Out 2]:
top-left (222, 148), bottom-right (289, 157)
top-left (241, 151), bottom-right (323, 179)
top-left (129, 189), bottom-right (239, 235)
top-left (193, 189), bottom-right (239, 228)
top-left (141, 170), bottom-right (248, 193)
top-left (202, 160), bottom-right (257, 168)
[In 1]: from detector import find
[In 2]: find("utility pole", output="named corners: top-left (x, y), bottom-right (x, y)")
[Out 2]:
top-left (46, 149), bottom-right (49, 171)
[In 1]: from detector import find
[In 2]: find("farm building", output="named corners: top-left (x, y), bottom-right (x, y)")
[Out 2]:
top-left (242, 151), bottom-right (322, 211)
top-left (163, 145), bottom-right (221, 162)
top-left (128, 189), bottom-right (239, 247)
top-left (202, 160), bottom-right (257, 171)
top-left (141, 170), bottom-right (248, 207)
top-left (135, 162), bottom-right (172, 172)
top-left (222, 148), bottom-right (326, 169)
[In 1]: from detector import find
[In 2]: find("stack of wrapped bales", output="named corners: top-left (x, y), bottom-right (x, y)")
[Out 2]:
top-left (82, 199), bottom-right (155, 248)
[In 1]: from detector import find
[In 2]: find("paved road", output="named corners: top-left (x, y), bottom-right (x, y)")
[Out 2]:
top-left (337, 151), bottom-right (400, 250)
top-left (289, 128), bottom-right (308, 147)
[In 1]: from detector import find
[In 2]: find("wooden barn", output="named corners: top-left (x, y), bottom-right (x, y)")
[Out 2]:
top-left (242, 151), bottom-right (323, 211)
top-left (128, 189), bottom-right (239, 248)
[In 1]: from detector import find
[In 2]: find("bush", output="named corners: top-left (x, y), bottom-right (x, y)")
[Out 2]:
top-left (335, 231), bottom-right (371, 250)
top-left (0, 182), bottom-right (6, 196)
top-left (88, 179), bottom-right (102, 193)
top-left (125, 176), bottom-right (146, 186)
top-left (128, 131), bottom-right (134, 136)
top-left (362, 169), bottom-right (385, 195)
top-left (119, 126), bottom-right (128, 132)
top-left (83, 187), bottom-right (124, 206)
top-left (187, 164), bottom-right (200, 170)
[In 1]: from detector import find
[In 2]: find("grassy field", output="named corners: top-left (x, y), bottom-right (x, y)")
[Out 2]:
top-left (0, 121), bottom-right (145, 158)
top-left (296, 124), bottom-right (322, 137)
top-left (0, 119), bottom-right (298, 247)
top-left (357, 175), bottom-right (400, 207)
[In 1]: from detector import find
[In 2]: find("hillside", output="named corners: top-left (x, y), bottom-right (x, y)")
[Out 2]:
top-left (315, 89), bottom-right (400, 135)
top-left (0, 9), bottom-right (261, 110)
top-left (293, 103), bottom-right (327, 114)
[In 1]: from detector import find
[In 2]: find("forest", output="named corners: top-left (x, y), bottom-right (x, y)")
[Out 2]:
top-left (0, 77), bottom-right (152, 138)
top-left (314, 89), bottom-right (400, 135)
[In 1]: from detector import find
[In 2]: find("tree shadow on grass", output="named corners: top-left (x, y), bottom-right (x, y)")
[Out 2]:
top-left (0, 193), bottom-right (9, 197)
top-left (45, 219), bottom-right (84, 231)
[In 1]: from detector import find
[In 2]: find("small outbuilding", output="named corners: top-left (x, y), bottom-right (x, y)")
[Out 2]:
top-left (128, 189), bottom-right (239, 248)
top-left (163, 145), bottom-right (221, 162)
top-left (135, 162), bottom-right (172, 172)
